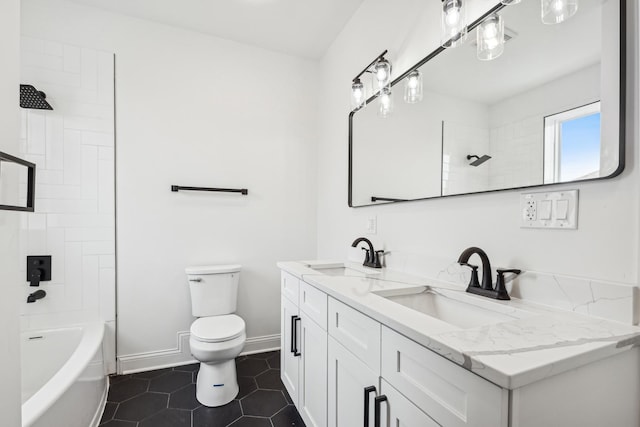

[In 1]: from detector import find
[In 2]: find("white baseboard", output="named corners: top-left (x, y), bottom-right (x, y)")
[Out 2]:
top-left (241, 334), bottom-right (280, 356)
top-left (117, 332), bottom-right (281, 374)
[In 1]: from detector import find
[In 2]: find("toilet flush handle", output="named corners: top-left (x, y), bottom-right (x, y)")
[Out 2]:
top-left (189, 278), bottom-right (202, 282)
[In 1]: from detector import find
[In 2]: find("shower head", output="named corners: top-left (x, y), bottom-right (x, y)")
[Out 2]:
top-left (20, 84), bottom-right (53, 110)
top-left (467, 154), bottom-right (491, 167)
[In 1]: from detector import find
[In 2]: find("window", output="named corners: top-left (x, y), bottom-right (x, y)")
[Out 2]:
top-left (543, 102), bottom-right (601, 184)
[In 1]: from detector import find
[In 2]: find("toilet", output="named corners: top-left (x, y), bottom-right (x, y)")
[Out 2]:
top-left (186, 264), bottom-right (246, 407)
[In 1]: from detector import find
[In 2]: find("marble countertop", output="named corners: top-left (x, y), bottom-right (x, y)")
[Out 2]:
top-left (277, 260), bottom-right (640, 390)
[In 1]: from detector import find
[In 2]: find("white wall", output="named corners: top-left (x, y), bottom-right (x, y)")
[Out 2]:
top-left (0, 0), bottom-right (24, 424)
top-left (22, 0), bottom-right (318, 370)
top-left (18, 37), bottom-right (117, 372)
top-left (318, 0), bottom-right (639, 298)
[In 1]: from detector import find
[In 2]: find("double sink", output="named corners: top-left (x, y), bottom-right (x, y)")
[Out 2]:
top-left (306, 262), bottom-right (532, 330)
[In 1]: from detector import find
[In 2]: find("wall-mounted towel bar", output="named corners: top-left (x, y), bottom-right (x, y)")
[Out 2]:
top-left (171, 185), bottom-right (248, 195)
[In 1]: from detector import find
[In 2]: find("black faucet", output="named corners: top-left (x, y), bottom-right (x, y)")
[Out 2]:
top-left (27, 290), bottom-right (46, 303)
top-left (457, 247), bottom-right (521, 300)
top-left (351, 237), bottom-right (383, 268)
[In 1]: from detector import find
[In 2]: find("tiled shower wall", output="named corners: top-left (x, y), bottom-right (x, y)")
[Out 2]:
top-left (18, 36), bottom-right (116, 371)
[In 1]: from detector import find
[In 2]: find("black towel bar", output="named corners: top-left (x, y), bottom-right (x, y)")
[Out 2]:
top-left (171, 185), bottom-right (248, 195)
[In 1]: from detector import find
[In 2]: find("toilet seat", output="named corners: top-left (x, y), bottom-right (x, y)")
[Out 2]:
top-left (191, 314), bottom-right (245, 343)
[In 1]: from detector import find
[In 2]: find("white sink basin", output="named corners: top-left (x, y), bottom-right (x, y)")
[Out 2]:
top-left (305, 262), bottom-right (382, 277)
top-left (376, 287), bottom-right (531, 329)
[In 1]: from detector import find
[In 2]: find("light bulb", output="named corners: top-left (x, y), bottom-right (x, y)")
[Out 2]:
top-left (445, 8), bottom-right (460, 26)
top-left (477, 14), bottom-right (504, 61)
top-left (441, 0), bottom-right (467, 48)
top-left (404, 70), bottom-right (423, 104)
top-left (374, 58), bottom-right (392, 89)
top-left (378, 88), bottom-right (393, 118)
top-left (351, 79), bottom-right (366, 110)
top-left (541, 0), bottom-right (578, 24)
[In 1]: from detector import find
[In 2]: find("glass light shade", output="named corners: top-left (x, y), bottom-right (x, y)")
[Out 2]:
top-left (541, 0), bottom-right (578, 24)
top-left (373, 58), bottom-right (392, 90)
top-left (404, 70), bottom-right (423, 104)
top-left (501, 0), bottom-right (522, 5)
top-left (441, 0), bottom-right (468, 48)
top-left (378, 88), bottom-right (393, 119)
top-left (477, 14), bottom-right (505, 61)
top-left (351, 79), bottom-right (366, 110)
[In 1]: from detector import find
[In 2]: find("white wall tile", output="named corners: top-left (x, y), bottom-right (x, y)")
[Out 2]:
top-left (99, 268), bottom-right (115, 321)
top-left (26, 111), bottom-right (46, 155)
top-left (82, 241), bottom-right (115, 256)
top-left (81, 145), bottom-right (98, 199)
top-left (47, 227), bottom-right (66, 284)
top-left (100, 254), bottom-right (115, 269)
top-left (63, 129), bottom-right (82, 185)
top-left (45, 114), bottom-right (64, 170)
top-left (63, 45), bottom-right (81, 73)
top-left (65, 227), bottom-right (114, 242)
top-left (82, 131), bottom-right (113, 147)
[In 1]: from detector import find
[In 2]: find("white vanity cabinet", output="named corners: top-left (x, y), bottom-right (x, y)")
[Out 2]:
top-left (280, 272), bottom-right (328, 427)
top-left (327, 298), bottom-right (381, 427)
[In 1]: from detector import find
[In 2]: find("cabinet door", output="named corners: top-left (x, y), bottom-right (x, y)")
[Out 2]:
top-left (379, 379), bottom-right (439, 427)
top-left (281, 296), bottom-right (300, 405)
top-left (298, 314), bottom-right (327, 427)
top-left (328, 336), bottom-right (379, 427)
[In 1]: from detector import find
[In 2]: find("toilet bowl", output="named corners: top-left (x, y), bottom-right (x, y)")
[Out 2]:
top-left (186, 265), bottom-right (245, 407)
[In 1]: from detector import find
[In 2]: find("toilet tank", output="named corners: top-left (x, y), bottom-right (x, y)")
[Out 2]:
top-left (185, 264), bottom-right (241, 317)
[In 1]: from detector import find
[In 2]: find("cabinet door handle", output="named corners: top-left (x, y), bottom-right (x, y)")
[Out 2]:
top-left (290, 315), bottom-right (299, 354)
top-left (364, 386), bottom-right (376, 427)
top-left (293, 316), bottom-right (302, 357)
top-left (374, 395), bottom-right (388, 427)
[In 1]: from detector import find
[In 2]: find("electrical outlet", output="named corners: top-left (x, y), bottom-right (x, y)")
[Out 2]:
top-left (524, 200), bottom-right (536, 221)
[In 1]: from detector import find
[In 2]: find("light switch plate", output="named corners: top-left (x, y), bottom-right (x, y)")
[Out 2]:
top-left (366, 216), bottom-right (377, 234)
top-left (520, 190), bottom-right (578, 229)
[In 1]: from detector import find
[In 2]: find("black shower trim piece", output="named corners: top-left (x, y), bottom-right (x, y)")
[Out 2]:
top-left (171, 185), bottom-right (248, 195)
top-left (0, 151), bottom-right (36, 212)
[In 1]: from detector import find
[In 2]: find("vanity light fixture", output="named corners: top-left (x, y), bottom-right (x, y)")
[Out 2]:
top-left (477, 14), bottom-right (505, 60)
top-left (441, 0), bottom-right (467, 48)
top-left (378, 87), bottom-right (394, 118)
top-left (350, 50), bottom-right (391, 112)
top-left (404, 70), bottom-right (423, 103)
top-left (541, 0), bottom-right (578, 24)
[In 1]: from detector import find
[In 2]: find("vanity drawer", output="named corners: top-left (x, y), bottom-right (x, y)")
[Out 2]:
top-left (281, 271), bottom-right (299, 305)
top-left (328, 297), bottom-right (381, 373)
top-left (299, 281), bottom-right (328, 330)
top-left (381, 326), bottom-right (508, 427)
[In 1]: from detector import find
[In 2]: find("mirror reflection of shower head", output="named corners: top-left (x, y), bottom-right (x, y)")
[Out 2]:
top-left (467, 154), bottom-right (491, 166)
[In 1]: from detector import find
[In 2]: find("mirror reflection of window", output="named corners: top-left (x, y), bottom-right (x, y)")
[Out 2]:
top-left (543, 101), bottom-right (601, 184)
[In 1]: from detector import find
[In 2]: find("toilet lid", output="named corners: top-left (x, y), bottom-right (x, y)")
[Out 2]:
top-left (190, 315), bottom-right (245, 343)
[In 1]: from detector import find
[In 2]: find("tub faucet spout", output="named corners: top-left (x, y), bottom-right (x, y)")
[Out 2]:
top-left (27, 290), bottom-right (46, 303)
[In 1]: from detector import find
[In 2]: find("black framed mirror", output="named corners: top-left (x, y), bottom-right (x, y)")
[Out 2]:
top-left (0, 151), bottom-right (36, 212)
top-left (349, 0), bottom-right (625, 207)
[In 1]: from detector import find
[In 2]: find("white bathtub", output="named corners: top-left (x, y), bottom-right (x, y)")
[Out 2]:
top-left (21, 322), bottom-right (108, 427)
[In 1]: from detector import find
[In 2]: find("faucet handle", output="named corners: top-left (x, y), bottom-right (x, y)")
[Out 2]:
top-left (494, 269), bottom-right (521, 300)
top-left (497, 268), bottom-right (522, 275)
top-left (361, 247), bottom-right (371, 263)
top-left (459, 262), bottom-right (480, 288)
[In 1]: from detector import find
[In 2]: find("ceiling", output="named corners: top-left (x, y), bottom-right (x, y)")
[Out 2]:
top-left (68, 0), bottom-right (365, 59)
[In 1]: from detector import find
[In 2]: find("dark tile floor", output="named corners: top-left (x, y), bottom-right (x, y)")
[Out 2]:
top-left (99, 351), bottom-right (305, 427)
